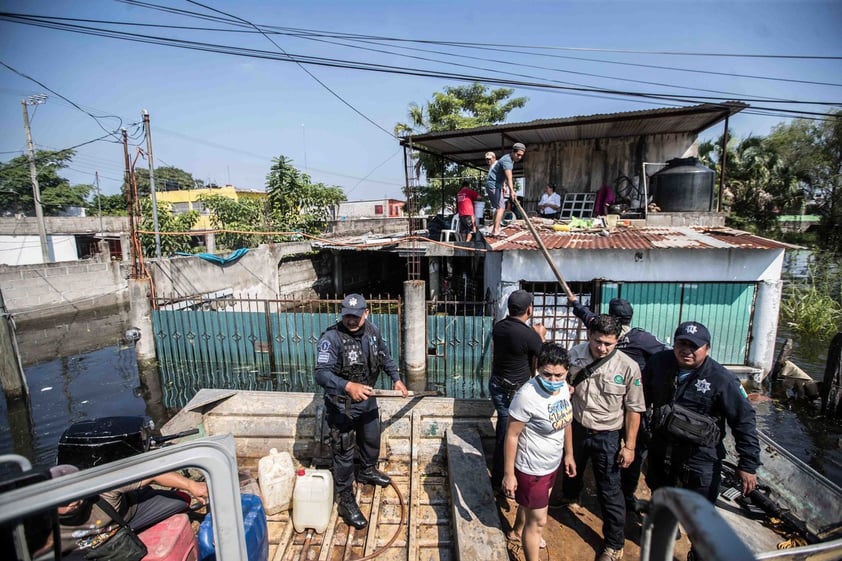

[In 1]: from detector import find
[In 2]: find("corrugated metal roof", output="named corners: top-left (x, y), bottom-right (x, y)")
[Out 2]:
top-left (402, 102), bottom-right (747, 171)
top-left (486, 224), bottom-right (795, 251)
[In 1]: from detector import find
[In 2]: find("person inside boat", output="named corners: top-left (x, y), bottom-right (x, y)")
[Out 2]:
top-left (644, 322), bottom-right (759, 548)
top-left (502, 343), bottom-right (574, 561)
top-left (566, 295), bottom-right (670, 514)
top-left (489, 289), bottom-right (547, 493)
top-left (551, 314), bottom-right (645, 561)
top-left (45, 464), bottom-right (207, 559)
top-left (314, 293), bottom-right (408, 530)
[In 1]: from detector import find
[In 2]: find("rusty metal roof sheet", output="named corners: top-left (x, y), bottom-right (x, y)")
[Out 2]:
top-left (401, 102), bottom-right (747, 171)
top-left (487, 224), bottom-right (795, 251)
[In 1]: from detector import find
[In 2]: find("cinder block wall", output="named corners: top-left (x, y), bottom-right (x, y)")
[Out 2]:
top-left (0, 261), bottom-right (128, 319)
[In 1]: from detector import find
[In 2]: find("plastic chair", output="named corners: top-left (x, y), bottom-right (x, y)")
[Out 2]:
top-left (440, 215), bottom-right (460, 242)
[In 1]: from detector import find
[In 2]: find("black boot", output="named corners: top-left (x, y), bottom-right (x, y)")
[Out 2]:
top-left (357, 466), bottom-right (391, 487)
top-left (337, 492), bottom-right (367, 529)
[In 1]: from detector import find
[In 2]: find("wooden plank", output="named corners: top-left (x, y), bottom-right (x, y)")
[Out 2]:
top-left (407, 410), bottom-right (420, 561)
top-left (445, 427), bottom-right (508, 561)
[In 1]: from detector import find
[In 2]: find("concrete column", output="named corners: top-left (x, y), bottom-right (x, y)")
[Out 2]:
top-left (749, 279), bottom-right (783, 375)
top-left (204, 232), bottom-right (215, 254)
top-left (120, 233), bottom-right (131, 262)
top-left (128, 278), bottom-right (156, 361)
top-left (0, 290), bottom-right (27, 400)
top-left (99, 239), bottom-right (111, 262)
top-left (403, 280), bottom-right (427, 392)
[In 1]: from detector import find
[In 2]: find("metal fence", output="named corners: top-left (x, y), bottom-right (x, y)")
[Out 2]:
top-left (151, 293), bottom-right (496, 410)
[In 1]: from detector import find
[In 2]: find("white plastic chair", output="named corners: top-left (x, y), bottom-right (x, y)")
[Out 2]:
top-left (439, 215), bottom-right (460, 242)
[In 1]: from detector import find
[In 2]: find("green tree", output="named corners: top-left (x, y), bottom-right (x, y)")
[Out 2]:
top-left (0, 149), bottom-right (92, 216)
top-left (197, 193), bottom-right (268, 249)
top-left (265, 156), bottom-right (346, 235)
top-left (766, 112), bottom-right (842, 250)
top-left (395, 83), bottom-right (527, 213)
top-left (89, 193), bottom-right (129, 216)
top-left (137, 198), bottom-right (199, 257)
top-left (133, 166), bottom-right (204, 196)
top-left (197, 156), bottom-right (345, 250)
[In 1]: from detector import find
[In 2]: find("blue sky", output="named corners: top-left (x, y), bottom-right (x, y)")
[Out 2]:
top-left (1, 0), bottom-right (840, 201)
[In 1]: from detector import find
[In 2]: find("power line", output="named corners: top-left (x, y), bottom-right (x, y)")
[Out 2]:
top-left (183, 0), bottom-right (395, 138)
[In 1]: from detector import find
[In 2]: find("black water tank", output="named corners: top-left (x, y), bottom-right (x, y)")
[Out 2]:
top-left (650, 157), bottom-right (715, 211)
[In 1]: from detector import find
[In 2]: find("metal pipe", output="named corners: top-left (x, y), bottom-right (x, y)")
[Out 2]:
top-left (718, 116), bottom-right (730, 213)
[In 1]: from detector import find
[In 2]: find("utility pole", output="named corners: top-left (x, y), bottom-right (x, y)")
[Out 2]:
top-left (142, 109), bottom-right (162, 259)
top-left (21, 95), bottom-right (51, 263)
top-left (122, 128), bottom-right (139, 278)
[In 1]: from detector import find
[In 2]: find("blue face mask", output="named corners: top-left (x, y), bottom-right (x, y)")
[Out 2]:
top-left (537, 376), bottom-right (566, 393)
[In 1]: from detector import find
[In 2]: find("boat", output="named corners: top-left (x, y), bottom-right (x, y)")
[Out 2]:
top-left (3, 388), bottom-right (842, 561)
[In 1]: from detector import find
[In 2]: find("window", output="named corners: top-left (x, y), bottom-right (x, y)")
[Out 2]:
top-left (374, 204), bottom-right (384, 215)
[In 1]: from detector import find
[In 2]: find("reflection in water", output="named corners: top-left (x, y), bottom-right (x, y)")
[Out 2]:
top-left (0, 344), bottom-right (147, 469)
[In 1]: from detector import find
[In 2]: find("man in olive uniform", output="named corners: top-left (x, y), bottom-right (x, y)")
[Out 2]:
top-left (314, 294), bottom-right (408, 529)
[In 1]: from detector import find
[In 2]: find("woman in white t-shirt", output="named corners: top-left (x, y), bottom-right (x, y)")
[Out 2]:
top-left (503, 343), bottom-right (575, 560)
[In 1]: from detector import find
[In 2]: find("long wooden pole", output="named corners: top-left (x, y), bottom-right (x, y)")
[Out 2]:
top-left (509, 197), bottom-right (575, 300)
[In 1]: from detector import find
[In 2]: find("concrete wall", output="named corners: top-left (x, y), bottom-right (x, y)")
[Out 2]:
top-left (329, 217), bottom-right (410, 237)
top-left (0, 234), bottom-right (79, 265)
top-left (0, 216), bottom-right (130, 235)
top-left (149, 242), bottom-right (326, 300)
top-left (0, 260), bottom-right (129, 319)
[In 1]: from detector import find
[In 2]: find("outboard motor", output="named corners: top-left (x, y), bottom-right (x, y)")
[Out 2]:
top-left (56, 416), bottom-right (154, 469)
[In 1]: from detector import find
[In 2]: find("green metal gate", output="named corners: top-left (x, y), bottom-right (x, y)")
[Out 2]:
top-left (600, 282), bottom-right (757, 364)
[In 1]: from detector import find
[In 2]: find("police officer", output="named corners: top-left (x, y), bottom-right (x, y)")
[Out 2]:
top-left (644, 321), bottom-right (759, 502)
top-left (551, 315), bottom-right (645, 561)
top-left (314, 294), bottom-right (408, 529)
top-left (568, 295), bottom-right (669, 511)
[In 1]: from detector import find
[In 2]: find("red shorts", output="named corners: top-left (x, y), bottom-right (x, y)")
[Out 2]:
top-left (514, 468), bottom-right (558, 509)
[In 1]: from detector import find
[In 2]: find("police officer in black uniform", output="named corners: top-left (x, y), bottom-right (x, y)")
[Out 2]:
top-left (314, 294), bottom-right (408, 529)
top-left (644, 321), bottom-right (759, 502)
top-left (567, 295), bottom-right (669, 511)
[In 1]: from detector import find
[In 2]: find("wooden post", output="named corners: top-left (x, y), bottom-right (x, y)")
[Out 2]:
top-left (0, 289), bottom-right (28, 400)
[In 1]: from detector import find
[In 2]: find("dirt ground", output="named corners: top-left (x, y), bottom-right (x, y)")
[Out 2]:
top-left (497, 466), bottom-right (693, 561)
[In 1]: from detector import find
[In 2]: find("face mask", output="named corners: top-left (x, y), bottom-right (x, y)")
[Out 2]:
top-left (537, 376), bottom-right (566, 393)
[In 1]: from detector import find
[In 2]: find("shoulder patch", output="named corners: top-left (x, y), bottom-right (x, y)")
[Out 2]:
top-left (739, 385), bottom-right (748, 399)
top-left (634, 378), bottom-right (641, 386)
top-left (613, 374), bottom-right (624, 384)
top-left (319, 340), bottom-right (331, 352)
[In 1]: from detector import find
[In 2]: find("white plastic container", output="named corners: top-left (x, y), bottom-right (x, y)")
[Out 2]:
top-left (292, 468), bottom-right (334, 534)
top-left (258, 448), bottom-right (294, 515)
top-left (473, 200), bottom-right (486, 223)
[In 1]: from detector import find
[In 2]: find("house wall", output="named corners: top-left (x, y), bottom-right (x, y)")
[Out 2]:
top-left (0, 234), bottom-right (78, 265)
top-left (522, 133), bottom-right (697, 202)
top-left (494, 247), bottom-right (785, 372)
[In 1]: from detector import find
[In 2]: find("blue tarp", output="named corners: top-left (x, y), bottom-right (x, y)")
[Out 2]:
top-left (175, 247), bottom-right (249, 266)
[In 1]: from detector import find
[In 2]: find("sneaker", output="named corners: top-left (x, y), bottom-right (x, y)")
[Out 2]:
top-left (597, 547), bottom-right (624, 561)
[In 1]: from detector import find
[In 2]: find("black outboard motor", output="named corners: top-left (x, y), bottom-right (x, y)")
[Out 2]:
top-left (57, 416), bottom-right (154, 469)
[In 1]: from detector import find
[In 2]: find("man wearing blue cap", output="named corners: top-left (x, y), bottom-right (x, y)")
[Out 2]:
top-left (315, 294), bottom-right (408, 529)
top-left (644, 321), bottom-right (759, 505)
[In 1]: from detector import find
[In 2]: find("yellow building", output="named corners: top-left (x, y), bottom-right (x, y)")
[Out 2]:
top-left (155, 185), bottom-right (267, 230)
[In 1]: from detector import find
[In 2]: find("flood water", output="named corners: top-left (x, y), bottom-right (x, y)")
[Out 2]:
top-left (1, 262), bottom-right (841, 487)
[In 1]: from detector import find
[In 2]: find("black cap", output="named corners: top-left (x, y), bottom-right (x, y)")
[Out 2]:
top-left (507, 290), bottom-right (533, 316)
top-left (341, 294), bottom-right (367, 317)
top-left (674, 321), bottom-right (711, 348)
top-left (608, 298), bottom-right (633, 320)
